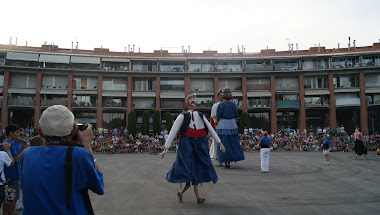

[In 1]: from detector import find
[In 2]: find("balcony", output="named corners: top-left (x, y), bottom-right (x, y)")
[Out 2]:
top-left (72, 102), bottom-right (97, 108)
top-left (161, 101), bottom-right (183, 109)
top-left (103, 100), bottom-right (126, 108)
top-left (248, 99), bottom-right (271, 108)
top-left (8, 98), bottom-right (35, 106)
top-left (41, 99), bottom-right (67, 107)
top-left (247, 84), bottom-right (270, 91)
top-left (305, 100), bottom-right (329, 107)
top-left (132, 103), bottom-right (155, 109)
top-left (335, 98), bottom-right (361, 106)
top-left (245, 64), bottom-right (273, 71)
top-left (275, 84), bottom-right (299, 91)
top-left (276, 100), bottom-right (300, 108)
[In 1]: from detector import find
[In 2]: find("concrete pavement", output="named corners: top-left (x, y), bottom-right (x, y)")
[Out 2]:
top-left (88, 151), bottom-right (380, 215)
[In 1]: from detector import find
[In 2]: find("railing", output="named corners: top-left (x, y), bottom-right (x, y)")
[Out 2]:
top-left (72, 102), bottom-right (97, 107)
top-left (195, 102), bottom-right (213, 108)
top-left (161, 101), bottom-right (183, 109)
top-left (305, 100), bottom-right (329, 107)
top-left (276, 100), bottom-right (300, 107)
top-left (103, 101), bottom-right (126, 108)
top-left (275, 84), bottom-right (299, 91)
top-left (8, 98), bottom-right (35, 106)
top-left (246, 84), bottom-right (270, 90)
top-left (132, 103), bottom-right (155, 108)
top-left (41, 99), bottom-right (67, 106)
top-left (245, 64), bottom-right (273, 71)
top-left (248, 100), bottom-right (270, 108)
top-left (335, 98), bottom-right (360, 106)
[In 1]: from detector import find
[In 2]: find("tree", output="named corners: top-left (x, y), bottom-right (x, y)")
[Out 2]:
top-left (239, 112), bottom-right (250, 134)
top-left (153, 110), bottom-right (161, 135)
top-left (141, 110), bottom-right (151, 135)
top-left (127, 111), bottom-right (137, 137)
top-left (165, 112), bottom-right (173, 131)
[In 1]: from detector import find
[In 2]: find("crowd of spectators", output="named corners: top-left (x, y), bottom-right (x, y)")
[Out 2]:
top-left (1, 126), bottom-right (379, 155)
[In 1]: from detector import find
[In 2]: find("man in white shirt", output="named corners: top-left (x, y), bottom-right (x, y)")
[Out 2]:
top-left (0, 142), bottom-right (14, 208)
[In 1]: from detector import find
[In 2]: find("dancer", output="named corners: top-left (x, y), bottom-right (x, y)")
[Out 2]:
top-left (161, 95), bottom-right (225, 204)
top-left (353, 128), bottom-right (367, 160)
top-left (259, 131), bottom-right (272, 172)
top-left (215, 88), bottom-right (245, 168)
top-left (209, 90), bottom-right (223, 161)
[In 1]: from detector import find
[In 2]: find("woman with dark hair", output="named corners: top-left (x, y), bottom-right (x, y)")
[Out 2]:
top-left (353, 128), bottom-right (367, 160)
top-left (215, 88), bottom-right (245, 168)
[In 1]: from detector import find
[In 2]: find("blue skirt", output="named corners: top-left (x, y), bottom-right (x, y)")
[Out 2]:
top-left (216, 119), bottom-right (245, 163)
top-left (165, 136), bottom-right (218, 185)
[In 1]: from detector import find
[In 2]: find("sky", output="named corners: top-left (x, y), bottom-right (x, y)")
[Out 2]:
top-left (2, 0), bottom-right (380, 53)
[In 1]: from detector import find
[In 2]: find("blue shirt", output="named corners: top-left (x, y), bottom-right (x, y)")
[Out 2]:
top-left (259, 136), bottom-right (271, 146)
top-left (216, 101), bottom-right (239, 119)
top-left (322, 139), bottom-right (330, 150)
top-left (21, 145), bottom-right (104, 215)
top-left (4, 139), bottom-right (21, 181)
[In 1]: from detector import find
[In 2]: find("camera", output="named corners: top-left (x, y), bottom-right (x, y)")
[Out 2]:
top-left (77, 123), bottom-right (88, 131)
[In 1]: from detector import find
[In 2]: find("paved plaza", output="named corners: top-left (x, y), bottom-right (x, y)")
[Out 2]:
top-left (86, 151), bottom-right (380, 215)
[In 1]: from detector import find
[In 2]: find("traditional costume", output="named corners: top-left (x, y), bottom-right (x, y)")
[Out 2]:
top-left (164, 110), bottom-right (222, 185)
top-left (209, 101), bottom-right (221, 159)
top-left (216, 101), bottom-right (245, 166)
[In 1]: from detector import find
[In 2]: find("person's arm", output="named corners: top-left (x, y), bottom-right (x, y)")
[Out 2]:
top-left (77, 124), bottom-right (101, 171)
top-left (2, 143), bottom-right (14, 167)
top-left (203, 115), bottom-right (225, 152)
top-left (13, 139), bottom-right (30, 163)
top-left (161, 114), bottom-right (184, 159)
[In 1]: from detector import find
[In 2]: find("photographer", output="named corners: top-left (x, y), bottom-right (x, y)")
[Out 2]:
top-left (20, 105), bottom-right (104, 214)
top-left (3, 124), bottom-right (28, 215)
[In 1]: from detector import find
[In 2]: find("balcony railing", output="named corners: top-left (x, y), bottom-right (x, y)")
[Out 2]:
top-left (8, 98), bottom-right (35, 106)
top-left (275, 84), bottom-right (299, 91)
top-left (132, 103), bottom-right (155, 108)
top-left (335, 98), bottom-right (360, 106)
top-left (245, 64), bottom-right (273, 71)
top-left (41, 99), bottom-right (67, 106)
top-left (276, 100), bottom-right (300, 107)
top-left (247, 84), bottom-right (270, 90)
top-left (103, 101), bottom-right (126, 108)
top-left (161, 101), bottom-right (183, 109)
top-left (195, 102), bottom-right (213, 108)
top-left (72, 102), bottom-right (97, 107)
top-left (248, 100), bottom-right (270, 108)
top-left (305, 100), bottom-right (329, 107)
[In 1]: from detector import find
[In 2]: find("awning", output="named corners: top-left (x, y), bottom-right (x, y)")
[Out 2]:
top-left (232, 91), bottom-right (243, 97)
top-left (102, 57), bottom-right (130, 63)
top-left (39, 54), bottom-right (70, 64)
top-left (132, 91), bottom-right (156, 97)
top-left (6, 52), bottom-right (39, 61)
top-left (8, 88), bottom-right (36, 94)
top-left (103, 91), bottom-right (128, 97)
top-left (247, 91), bottom-right (272, 97)
top-left (334, 88), bottom-right (360, 93)
top-left (40, 89), bottom-right (67, 95)
top-left (73, 90), bottom-right (98, 95)
top-left (160, 91), bottom-right (185, 98)
top-left (71, 56), bottom-right (100, 64)
top-left (365, 88), bottom-right (380, 93)
top-left (304, 89), bottom-right (330, 96)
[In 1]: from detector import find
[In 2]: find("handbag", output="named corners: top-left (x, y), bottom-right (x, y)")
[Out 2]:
top-left (0, 171), bottom-right (17, 203)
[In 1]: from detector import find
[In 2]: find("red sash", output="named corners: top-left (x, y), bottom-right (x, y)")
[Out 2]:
top-left (181, 128), bottom-right (206, 138)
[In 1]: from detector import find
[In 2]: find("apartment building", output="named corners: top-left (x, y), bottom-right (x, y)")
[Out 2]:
top-left (0, 43), bottom-right (379, 134)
